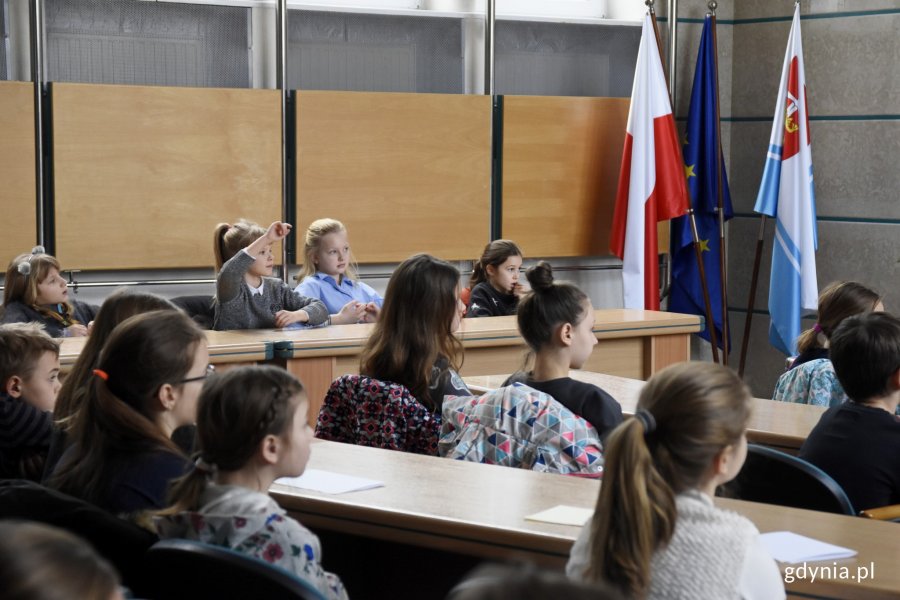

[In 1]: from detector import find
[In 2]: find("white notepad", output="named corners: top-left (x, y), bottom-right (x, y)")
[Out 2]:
top-left (759, 531), bottom-right (857, 564)
top-left (275, 469), bottom-right (384, 495)
top-left (525, 505), bottom-right (594, 527)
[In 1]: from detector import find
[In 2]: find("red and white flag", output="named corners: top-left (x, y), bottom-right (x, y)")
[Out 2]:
top-left (610, 14), bottom-right (690, 310)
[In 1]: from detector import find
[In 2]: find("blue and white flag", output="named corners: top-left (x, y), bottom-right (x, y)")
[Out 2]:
top-left (754, 5), bottom-right (817, 356)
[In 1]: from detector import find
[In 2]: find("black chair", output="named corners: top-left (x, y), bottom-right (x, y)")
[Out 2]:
top-left (170, 295), bottom-right (215, 329)
top-left (0, 479), bottom-right (158, 595)
top-left (145, 539), bottom-right (327, 600)
top-left (723, 444), bottom-right (856, 515)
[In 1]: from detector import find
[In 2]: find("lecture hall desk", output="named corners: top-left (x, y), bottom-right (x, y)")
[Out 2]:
top-left (265, 309), bottom-right (702, 424)
top-left (465, 371), bottom-right (827, 453)
top-left (271, 440), bottom-right (900, 600)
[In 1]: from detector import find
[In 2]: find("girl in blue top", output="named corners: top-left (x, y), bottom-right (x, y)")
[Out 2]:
top-left (294, 218), bottom-right (383, 324)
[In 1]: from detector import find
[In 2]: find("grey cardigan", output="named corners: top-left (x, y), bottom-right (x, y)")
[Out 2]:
top-left (213, 251), bottom-right (328, 330)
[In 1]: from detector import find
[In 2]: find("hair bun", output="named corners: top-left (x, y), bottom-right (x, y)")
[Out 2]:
top-left (525, 261), bottom-right (554, 292)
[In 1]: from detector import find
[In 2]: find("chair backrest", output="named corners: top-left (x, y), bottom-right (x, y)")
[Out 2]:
top-left (0, 479), bottom-right (159, 595)
top-left (724, 444), bottom-right (856, 515)
top-left (315, 374), bottom-right (441, 455)
top-left (439, 383), bottom-right (604, 475)
top-left (145, 538), bottom-right (326, 600)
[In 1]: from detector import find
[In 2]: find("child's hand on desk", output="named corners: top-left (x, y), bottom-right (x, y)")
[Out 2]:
top-left (67, 324), bottom-right (88, 337)
top-left (361, 302), bottom-right (380, 323)
top-left (512, 282), bottom-right (527, 298)
top-left (333, 301), bottom-right (366, 325)
top-left (274, 309), bottom-right (308, 328)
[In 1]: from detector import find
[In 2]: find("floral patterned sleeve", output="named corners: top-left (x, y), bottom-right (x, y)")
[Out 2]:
top-left (236, 513), bottom-right (349, 600)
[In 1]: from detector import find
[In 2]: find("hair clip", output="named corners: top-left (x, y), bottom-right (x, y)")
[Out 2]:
top-left (17, 262), bottom-right (31, 276)
top-left (31, 245), bottom-right (45, 255)
top-left (194, 456), bottom-right (218, 476)
top-left (634, 409), bottom-right (657, 435)
top-left (92, 369), bottom-right (109, 381)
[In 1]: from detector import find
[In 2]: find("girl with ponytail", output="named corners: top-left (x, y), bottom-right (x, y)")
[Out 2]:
top-left (503, 261), bottom-right (622, 439)
top-left (567, 362), bottom-right (785, 599)
top-left (155, 365), bottom-right (347, 600)
top-left (46, 310), bottom-right (208, 515)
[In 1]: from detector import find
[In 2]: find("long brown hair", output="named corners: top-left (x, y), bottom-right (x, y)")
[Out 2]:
top-left (359, 254), bottom-right (463, 411)
top-left (796, 281), bottom-right (881, 354)
top-left (584, 362), bottom-right (751, 598)
top-left (53, 290), bottom-right (180, 429)
top-left (160, 366), bottom-right (304, 514)
top-left (212, 219), bottom-right (266, 271)
top-left (2, 252), bottom-right (78, 320)
top-left (294, 218), bottom-right (359, 282)
top-left (469, 240), bottom-right (522, 287)
top-left (47, 311), bottom-right (205, 507)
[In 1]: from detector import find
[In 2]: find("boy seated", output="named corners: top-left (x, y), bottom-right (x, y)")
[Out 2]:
top-left (799, 312), bottom-right (900, 511)
top-left (0, 323), bottom-right (61, 480)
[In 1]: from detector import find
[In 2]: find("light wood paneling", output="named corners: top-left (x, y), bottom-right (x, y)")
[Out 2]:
top-left (52, 83), bottom-right (282, 270)
top-left (0, 82), bottom-right (37, 260)
top-left (295, 91), bottom-right (492, 263)
top-left (502, 95), bottom-right (670, 257)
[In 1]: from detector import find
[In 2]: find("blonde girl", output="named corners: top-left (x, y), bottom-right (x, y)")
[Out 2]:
top-left (155, 366), bottom-right (347, 600)
top-left (567, 362), bottom-right (784, 599)
top-left (212, 220), bottom-right (328, 330)
top-left (294, 218), bottom-right (383, 324)
top-left (1, 248), bottom-right (98, 338)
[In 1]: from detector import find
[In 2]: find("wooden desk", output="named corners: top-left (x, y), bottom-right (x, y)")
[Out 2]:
top-left (271, 440), bottom-right (900, 600)
top-left (465, 371), bottom-right (826, 452)
top-left (267, 310), bottom-right (702, 424)
top-left (58, 329), bottom-right (273, 373)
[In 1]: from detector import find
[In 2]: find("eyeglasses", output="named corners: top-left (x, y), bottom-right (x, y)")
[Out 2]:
top-left (179, 364), bottom-right (215, 384)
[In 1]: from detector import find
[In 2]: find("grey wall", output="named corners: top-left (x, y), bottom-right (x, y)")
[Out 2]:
top-left (700, 1), bottom-right (900, 396)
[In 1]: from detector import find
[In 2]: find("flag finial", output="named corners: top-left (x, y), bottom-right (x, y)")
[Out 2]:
top-left (707, 0), bottom-right (717, 13)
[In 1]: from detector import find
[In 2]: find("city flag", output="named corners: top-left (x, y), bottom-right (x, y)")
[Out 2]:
top-left (754, 5), bottom-right (817, 356)
top-left (611, 14), bottom-right (690, 310)
top-left (669, 15), bottom-right (732, 349)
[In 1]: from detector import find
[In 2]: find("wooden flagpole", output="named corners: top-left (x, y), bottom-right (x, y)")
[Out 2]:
top-left (648, 0), bottom-right (720, 363)
top-left (738, 216), bottom-right (768, 377)
top-left (709, 1), bottom-right (730, 365)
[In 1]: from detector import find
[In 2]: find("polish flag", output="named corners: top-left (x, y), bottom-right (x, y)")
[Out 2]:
top-left (610, 14), bottom-right (690, 310)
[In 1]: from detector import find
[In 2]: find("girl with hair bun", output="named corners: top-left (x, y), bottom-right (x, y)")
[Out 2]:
top-left (503, 262), bottom-right (622, 439)
top-left (567, 362), bottom-right (785, 600)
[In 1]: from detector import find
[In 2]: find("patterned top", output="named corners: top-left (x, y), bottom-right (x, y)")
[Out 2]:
top-left (155, 484), bottom-right (347, 600)
top-left (772, 358), bottom-right (847, 408)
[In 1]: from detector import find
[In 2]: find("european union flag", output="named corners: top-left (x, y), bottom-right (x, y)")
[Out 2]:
top-left (669, 15), bottom-right (732, 350)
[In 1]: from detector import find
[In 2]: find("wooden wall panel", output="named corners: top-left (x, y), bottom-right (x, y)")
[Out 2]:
top-left (0, 82), bottom-right (37, 261)
top-left (52, 83), bottom-right (282, 270)
top-left (502, 96), bottom-right (670, 257)
top-left (295, 91), bottom-right (491, 263)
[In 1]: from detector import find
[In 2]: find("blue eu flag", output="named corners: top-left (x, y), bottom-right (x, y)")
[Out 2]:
top-left (669, 15), bottom-right (732, 350)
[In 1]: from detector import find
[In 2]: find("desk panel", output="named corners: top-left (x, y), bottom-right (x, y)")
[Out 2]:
top-left (272, 440), bottom-right (900, 600)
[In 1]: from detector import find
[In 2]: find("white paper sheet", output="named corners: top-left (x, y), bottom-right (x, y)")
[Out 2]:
top-left (525, 505), bottom-right (594, 527)
top-left (759, 531), bottom-right (857, 564)
top-left (275, 469), bottom-right (384, 495)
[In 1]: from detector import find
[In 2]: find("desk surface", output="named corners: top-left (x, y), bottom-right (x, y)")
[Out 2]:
top-left (58, 329), bottom-right (273, 371)
top-left (265, 309), bottom-right (702, 356)
top-left (464, 371), bottom-right (826, 452)
top-left (272, 440), bottom-right (899, 600)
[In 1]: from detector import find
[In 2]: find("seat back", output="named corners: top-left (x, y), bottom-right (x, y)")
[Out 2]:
top-left (439, 383), bottom-right (604, 475)
top-left (0, 479), bottom-right (158, 595)
top-left (724, 444), bottom-right (855, 515)
top-left (145, 539), bottom-right (326, 600)
top-left (315, 374), bottom-right (441, 455)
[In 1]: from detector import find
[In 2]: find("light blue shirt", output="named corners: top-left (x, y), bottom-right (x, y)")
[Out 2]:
top-left (295, 272), bottom-right (384, 316)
